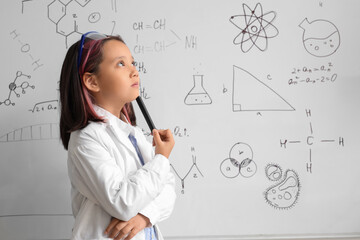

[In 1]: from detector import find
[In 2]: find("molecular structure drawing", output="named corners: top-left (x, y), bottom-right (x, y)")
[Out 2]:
top-left (280, 109), bottom-right (344, 173)
top-left (229, 2), bottom-right (279, 53)
top-left (170, 147), bottom-right (204, 194)
top-left (47, 0), bottom-right (101, 48)
top-left (0, 71), bottom-right (34, 106)
top-left (220, 142), bottom-right (257, 179)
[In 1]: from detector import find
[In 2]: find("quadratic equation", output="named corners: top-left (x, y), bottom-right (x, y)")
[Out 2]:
top-left (288, 62), bottom-right (337, 86)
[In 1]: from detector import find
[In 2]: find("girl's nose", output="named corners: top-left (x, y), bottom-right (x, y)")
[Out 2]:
top-left (130, 66), bottom-right (139, 78)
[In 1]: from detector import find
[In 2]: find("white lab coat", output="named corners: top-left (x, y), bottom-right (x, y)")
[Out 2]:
top-left (67, 104), bottom-right (177, 240)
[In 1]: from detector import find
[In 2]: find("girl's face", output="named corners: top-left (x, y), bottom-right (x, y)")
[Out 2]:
top-left (93, 39), bottom-right (139, 107)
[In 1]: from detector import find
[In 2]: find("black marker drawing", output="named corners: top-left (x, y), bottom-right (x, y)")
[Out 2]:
top-left (288, 62), bottom-right (338, 86)
top-left (21, 0), bottom-right (32, 14)
top-left (10, 30), bottom-right (44, 72)
top-left (280, 109), bottom-right (344, 173)
top-left (232, 65), bottom-right (295, 112)
top-left (28, 100), bottom-right (58, 113)
top-left (88, 12), bottom-right (101, 23)
top-left (47, 0), bottom-right (105, 48)
top-left (0, 71), bottom-right (34, 106)
top-left (170, 147), bottom-right (203, 194)
top-left (265, 163), bottom-right (282, 181)
top-left (264, 169), bottom-right (300, 210)
top-left (299, 18), bottom-right (340, 57)
top-left (111, 20), bottom-right (116, 35)
top-left (47, 0), bottom-right (79, 48)
top-left (0, 123), bottom-right (59, 142)
top-left (111, 0), bottom-right (118, 12)
top-left (229, 3), bottom-right (279, 53)
top-left (220, 142), bottom-right (257, 178)
top-left (132, 18), bottom-right (197, 54)
top-left (184, 75), bottom-right (212, 105)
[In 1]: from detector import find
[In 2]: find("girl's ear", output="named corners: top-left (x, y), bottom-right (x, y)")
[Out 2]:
top-left (82, 72), bottom-right (100, 93)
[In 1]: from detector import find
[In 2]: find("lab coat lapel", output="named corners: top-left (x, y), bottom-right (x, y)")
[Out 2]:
top-left (133, 129), bottom-right (153, 164)
top-left (107, 124), bottom-right (137, 158)
top-left (92, 104), bottom-right (144, 166)
top-left (93, 104), bottom-right (135, 156)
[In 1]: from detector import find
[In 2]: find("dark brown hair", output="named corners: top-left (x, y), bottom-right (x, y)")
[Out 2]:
top-left (59, 35), bottom-right (136, 150)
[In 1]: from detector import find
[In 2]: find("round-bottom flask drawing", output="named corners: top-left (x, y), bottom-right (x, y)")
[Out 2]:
top-left (299, 18), bottom-right (340, 57)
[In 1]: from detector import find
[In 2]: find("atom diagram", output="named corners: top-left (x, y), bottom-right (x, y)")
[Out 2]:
top-left (229, 3), bottom-right (279, 53)
top-left (0, 71), bottom-right (34, 106)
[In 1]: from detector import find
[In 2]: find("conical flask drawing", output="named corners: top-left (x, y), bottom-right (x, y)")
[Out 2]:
top-left (184, 75), bottom-right (212, 105)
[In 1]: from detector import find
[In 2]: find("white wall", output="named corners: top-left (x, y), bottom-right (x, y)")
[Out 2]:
top-left (0, 0), bottom-right (359, 239)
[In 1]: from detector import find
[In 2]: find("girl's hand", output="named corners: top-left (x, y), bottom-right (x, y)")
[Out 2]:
top-left (104, 214), bottom-right (150, 240)
top-left (152, 129), bottom-right (175, 159)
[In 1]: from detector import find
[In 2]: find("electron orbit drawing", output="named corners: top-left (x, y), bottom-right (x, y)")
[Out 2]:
top-left (232, 65), bottom-right (295, 112)
top-left (220, 142), bottom-right (257, 179)
top-left (0, 71), bottom-right (34, 107)
top-left (229, 2), bottom-right (279, 53)
top-left (299, 18), bottom-right (340, 57)
top-left (264, 166), bottom-right (301, 210)
top-left (184, 75), bottom-right (212, 105)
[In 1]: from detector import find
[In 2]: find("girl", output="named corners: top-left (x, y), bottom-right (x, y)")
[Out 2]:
top-left (59, 31), bottom-right (177, 240)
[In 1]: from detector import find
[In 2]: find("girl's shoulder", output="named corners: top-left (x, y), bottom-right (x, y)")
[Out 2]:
top-left (68, 121), bottom-right (109, 151)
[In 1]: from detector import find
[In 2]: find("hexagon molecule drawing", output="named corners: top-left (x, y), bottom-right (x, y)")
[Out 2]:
top-left (229, 3), bottom-right (279, 53)
top-left (299, 18), bottom-right (340, 57)
top-left (47, 0), bottom-right (99, 48)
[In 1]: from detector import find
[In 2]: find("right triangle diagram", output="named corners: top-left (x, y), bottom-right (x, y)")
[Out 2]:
top-left (232, 65), bottom-right (295, 112)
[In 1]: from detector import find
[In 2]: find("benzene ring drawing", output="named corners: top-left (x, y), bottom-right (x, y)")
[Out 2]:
top-left (220, 142), bottom-right (257, 179)
top-left (229, 2), bottom-right (279, 52)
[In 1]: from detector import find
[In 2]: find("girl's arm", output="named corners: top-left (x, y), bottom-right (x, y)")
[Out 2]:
top-left (104, 172), bottom-right (176, 239)
top-left (138, 166), bottom-right (176, 226)
top-left (134, 126), bottom-right (177, 226)
top-left (68, 130), bottom-right (171, 221)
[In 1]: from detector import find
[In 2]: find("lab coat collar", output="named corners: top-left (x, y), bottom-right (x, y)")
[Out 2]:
top-left (92, 104), bottom-right (137, 154)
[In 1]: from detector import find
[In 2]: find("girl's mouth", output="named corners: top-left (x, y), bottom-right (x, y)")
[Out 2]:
top-left (131, 82), bottom-right (139, 87)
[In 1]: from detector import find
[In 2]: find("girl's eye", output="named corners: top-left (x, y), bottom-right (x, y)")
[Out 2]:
top-left (131, 61), bottom-right (135, 66)
top-left (118, 61), bottom-right (125, 67)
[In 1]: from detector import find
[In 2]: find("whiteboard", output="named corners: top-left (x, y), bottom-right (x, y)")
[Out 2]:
top-left (0, 0), bottom-right (359, 239)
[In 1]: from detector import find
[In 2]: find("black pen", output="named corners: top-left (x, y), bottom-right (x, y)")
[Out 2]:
top-left (136, 96), bottom-right (156, 132)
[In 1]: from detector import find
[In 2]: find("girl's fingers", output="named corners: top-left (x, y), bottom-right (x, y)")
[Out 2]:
top-left (114, 224), bottom-right (134, 240)
top-left (158, 129), bottom-right (170, 142)
top-left (124, 228), bottom-right (139, 240)
top-left (152, 129), bottom-right (162, 145)
top-left (108, 221), bottom-right (127, 238)
top-left (104, 217), bottom-right (120, 235)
